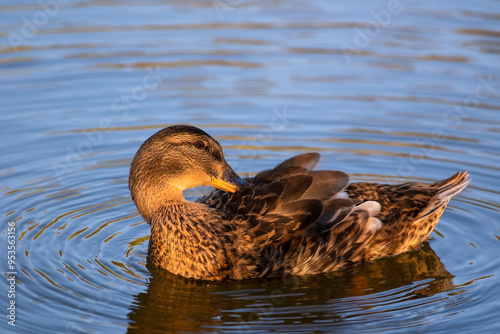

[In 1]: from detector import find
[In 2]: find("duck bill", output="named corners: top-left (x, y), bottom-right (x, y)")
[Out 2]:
top-left (210, 165), bottom-right (247, 193)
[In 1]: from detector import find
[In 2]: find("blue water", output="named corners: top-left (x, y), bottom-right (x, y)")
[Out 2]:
top-left (1, 0), bottom-right (500, 333)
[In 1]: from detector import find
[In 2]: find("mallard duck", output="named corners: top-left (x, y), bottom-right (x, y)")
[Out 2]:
top-left (129, 125), bottom-right (470, 281)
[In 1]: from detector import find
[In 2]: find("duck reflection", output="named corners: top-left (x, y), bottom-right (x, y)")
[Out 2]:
top-left (127, 242), bottom-right (453, 333)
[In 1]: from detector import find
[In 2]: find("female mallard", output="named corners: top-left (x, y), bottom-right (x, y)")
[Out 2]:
top-left (129, 125), bottom-right (470, 280)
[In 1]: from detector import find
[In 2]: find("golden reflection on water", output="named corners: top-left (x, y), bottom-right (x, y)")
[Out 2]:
top-left (85, 213), bottom-right (139, 239)
top-left (48, 123), bottom-right (263, 136)
top-left (30, 197), bottom-right (129, 240)
top-left (458, 28), bottom-right (500, 38)
top-left (214, 38), bottom-right (267, 45)
top-left (94, 258), bottom-right (146, 285)
top-left (126, 235), bottom-right (149, 257)
top-left (0, 56), bottom-right (34, 64)
top-left (19, 21), bottom-right (363, 37)
top-left (341, 128), bottom-right (479, 143)
top-left (18, 221), bottom-right (39, 241)
top-left (32, 267), bottom-right (70, 292)
top-left (96, 60), bottom-right (262, 69)
top-left (321, 137), bottom-right (463, 153)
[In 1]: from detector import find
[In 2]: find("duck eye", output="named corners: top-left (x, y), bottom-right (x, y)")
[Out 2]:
top-left (194, 141), bottom-right (205, 149)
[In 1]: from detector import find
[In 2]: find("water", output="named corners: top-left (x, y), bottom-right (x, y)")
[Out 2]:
top-left (1, 0), bottom-right (499, 333)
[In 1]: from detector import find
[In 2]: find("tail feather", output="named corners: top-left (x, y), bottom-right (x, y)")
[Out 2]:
top-left (434, 171), bottom-right (470, 200)
top-left (416, 171), bottom-right (470, 219)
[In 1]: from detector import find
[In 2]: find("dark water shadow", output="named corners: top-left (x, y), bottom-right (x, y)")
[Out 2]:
top-left (126, 243), bottom-right (454, 333)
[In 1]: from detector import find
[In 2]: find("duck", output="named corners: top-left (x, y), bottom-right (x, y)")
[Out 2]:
top-left (129, 125), bottom-right (470, 281)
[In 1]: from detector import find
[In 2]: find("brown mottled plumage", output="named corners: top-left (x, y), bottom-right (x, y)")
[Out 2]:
top-left (129, 125), bottom-right (470, 280)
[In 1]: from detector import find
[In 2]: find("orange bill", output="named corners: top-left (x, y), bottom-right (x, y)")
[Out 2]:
top-left (209, 165), bottom-right (247, 193)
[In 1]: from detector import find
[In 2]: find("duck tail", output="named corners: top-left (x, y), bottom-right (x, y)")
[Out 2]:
top-left (433, 171), bottom-right (470, 200)
top-left (416, 171), bottom-right (470, 219)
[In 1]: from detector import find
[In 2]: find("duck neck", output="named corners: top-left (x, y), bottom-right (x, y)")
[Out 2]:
top-left (148, 201), bottom-right (231, 280)
top-left (130, 178), bottom-right (187, 223)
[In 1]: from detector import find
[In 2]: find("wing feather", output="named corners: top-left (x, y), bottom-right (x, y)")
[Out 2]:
top-left (199, 154), bottom-right (381, 261)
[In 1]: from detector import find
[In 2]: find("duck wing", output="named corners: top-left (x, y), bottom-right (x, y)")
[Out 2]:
top-left (346, 171), bottom-right (470, 257)
top-left (346, 171), bottom-right (470, 225)
top-left (198, 153), bottom-right (383, 275)
top-left (199, 153), bottom-right (357, 233)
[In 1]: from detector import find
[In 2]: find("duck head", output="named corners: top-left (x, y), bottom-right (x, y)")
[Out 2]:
top-left (129, 125), bottom-right (246, 223)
